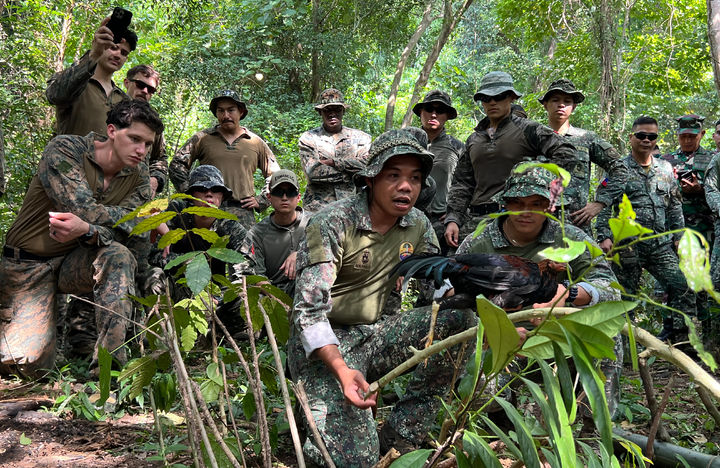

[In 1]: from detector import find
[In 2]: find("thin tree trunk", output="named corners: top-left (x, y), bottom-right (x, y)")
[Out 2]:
top-left (401, 0), bottom-right (474, 128)
top-left (384, 1), bottom-right (434, 131)
top-left (309, 0), bottom-right (322, 102)
top-left (594, 0), bottom-right (620, 136)
top-left (708, 0), bottom-right (720, 98)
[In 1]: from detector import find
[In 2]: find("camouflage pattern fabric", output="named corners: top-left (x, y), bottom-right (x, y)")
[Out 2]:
top-left (501, 165), bottom-right (557, 201)
top-left (209, 90), bottom-right (247, 117)
top-left (299, 125), bottom-right (371, 212)
top-left (424, 129), bottom-right (465, 216)
top-left (314, 88), bottom-right (350, 110)
top-left (356, 129), bottom-right (433, 185)
top-left (538, 78), bottom-right (585, 104)
top-left (148, 132), bottom-right (168, 193)
top-left (473, 71), bottom-right (522, 101)
top-left (288, 305), bottom-right (475, 466)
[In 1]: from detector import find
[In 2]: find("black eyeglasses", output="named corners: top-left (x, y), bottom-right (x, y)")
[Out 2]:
top-left (476, 91), bottom-right (513, 103)
top-left (270, 187), bottom-right (299, 198)
top-left (423, 105), bottom-right (447, 114)
top-left (633, 132), bottom-right (658, 141)
top-left (129, 79), bottom-right (157, 94)
top-left (192, 186), bottom-right (226, 194)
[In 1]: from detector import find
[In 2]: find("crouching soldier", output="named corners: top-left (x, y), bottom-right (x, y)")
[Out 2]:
top-left (0, 100), bottom-right (163, 377)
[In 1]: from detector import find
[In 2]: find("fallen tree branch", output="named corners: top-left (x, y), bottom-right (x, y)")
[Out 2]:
top-left (293, 380), bottom-right (336, 468)
top-left (697, 386), bottom-right (720, 428)
top-left (646, 374), bottom-right (675, 460)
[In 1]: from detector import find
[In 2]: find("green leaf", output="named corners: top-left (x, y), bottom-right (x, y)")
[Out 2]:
top-left (131, 211), bottom-right (177, 236)
top-left (189, 228), bottom-right (221, 244)
top-left (552, 342), bottom-right (576, 421)
top-left (461, 431), bottom-right (503, 468)
top-left (472, 217), bottom-right (490, 239)
top-left (496, 398), bottom-right (543, 468)
top-left (199, 379), bottom-right (221, 403)
top-left (584, 240), bottom-right (605, 258)
top-left (186, 254), bottom-right (211, 296)
top-left (480, 414), bottom-right (522, 459)
top-left (608, 195), bottom-right (653, 243)
top-left (513, 161), bottom-right (571, 187)
top-left (540, 237), bottom-right (586, 262)
top-left (458, 319), bottom-right (485, 401)
top-left (246, 286), bottom-right (265, 332)
top-left (536, 359), bottom-right (576, 464)
top-left (258, 282), bottom-right (293, 307)
top-left (182, 206), bottom-right (239, 220)
top-left (207, 247), bottom-right (245, 263)
top-left (118, 356), bottom-right (157, 400)
top-left (477, 295), bottom-right (519, 374)
top-left (677, 230), bottom-right (719, 302)
top-left (19, 433), bottom-right (31, 445)
top-left (242, 391), bottom-right (256, 420)
top-left (97, 346), bottom-right (112, 406)
top-left (180, 325), bottom-right (198, 351)
top-left (165, 251), bottom-right (201, 270)
top-left (206, 362), bottom-right (223, 386)
top-left (152, 373), bottom-right (177, 412)
top-left (389, 449), bottom-right (432, 467)
top-left (261, 296), bottom-right (290, 344)
top-left (158, 229), bottom-right (188, 249)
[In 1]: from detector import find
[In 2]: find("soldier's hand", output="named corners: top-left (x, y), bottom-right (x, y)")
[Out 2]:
top-left (680, 173), bottom-right (702, 194)
top-left (90, 17), bottom-right (114, 61)
top-left (444, 222), bottom-right (460, 247)
top-left (48, 212), bottom-right (90, 243)
top-left (337, 367), bottom-right (377, 409)
top-left (280, 251), bottom-right (298, 279)
top-left (240, 196), bottom-right (260, 210)
top-left (571, 202), bottom-right (604, 226)
top-left (319, 157), bottom-right (335, 167)
top-left (150, 177), bottom-right (159, 198)
top-left (599, 238), bottom-right (613, 253)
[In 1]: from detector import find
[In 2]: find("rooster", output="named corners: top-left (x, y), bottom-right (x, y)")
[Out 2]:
top-left (391, 253), bottom-right (565, 311)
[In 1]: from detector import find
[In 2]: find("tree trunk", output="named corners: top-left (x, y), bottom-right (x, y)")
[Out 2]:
top-left (384, 1), bottom-right (434, 131)
top-left (401, 0), bottom-right (474, 128)
top-left (593, 0), bottom-right (620, 137)
top-left (309, 0), bottom-right (322, 103)
top-left (708, 0), bottom-right (720, 98)
top-left (54, 0), bottom-right (76, 72)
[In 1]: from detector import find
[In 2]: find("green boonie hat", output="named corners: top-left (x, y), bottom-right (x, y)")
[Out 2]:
top-left (269, 169), bottom-right (299, 191)
top-left (314, 88), bottom-right (349, 110)
top-left (676, 114), bottom-right (705, 135)
top-left (501, 164), bottom-right (555, 202)
top-left (354, 129), bottom-right (434, 187)
top-left (209, 90), bottom-right (248, 120)
top-left (538, 78), bottom-right (585, 104)
top-left (188, 165), bottom-right (233, 197)
top-left (473, 71), bottom-right (522, 102)
top-left (412, 90), bottom-right (458, 120)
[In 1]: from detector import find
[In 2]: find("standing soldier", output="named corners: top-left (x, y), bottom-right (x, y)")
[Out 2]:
top-left (299, 88), bottom-right (371, 213)
top-left (538, 79), bottom-right (628, 234)
top-left (169, 90), bottom-right (280, 228)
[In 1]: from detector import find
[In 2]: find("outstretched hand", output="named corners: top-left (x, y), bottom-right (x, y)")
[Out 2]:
top-left (337, 366), bottom-right (377, 409)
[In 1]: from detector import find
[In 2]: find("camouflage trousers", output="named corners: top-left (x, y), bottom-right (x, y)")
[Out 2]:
top-left (611, 242), bottom-right (696, 330)
top-left (288, 306), bottom-right (477, 467)
top-left (224, 200), bottom-right (257, 230)
top-left (0, 242), bottom-right (137, 377)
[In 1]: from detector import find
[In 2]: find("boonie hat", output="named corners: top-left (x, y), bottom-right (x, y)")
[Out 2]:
top-left (314, 88), bottom-right (349, 110)
top-left (209, 90), bottom-right (248, 120)
top-left (188, 165), bottom-right (232, 197)
top-left (473, 71), bottom-right (522, 102)
top-left (538, 78), bottom-right (585, 104)
top-left (412, 90), bottom-right (457, 120)
top-left (354, 129), bottom-right (434, 187)
top-left (501, 164), bottom-right (556, 202)
top-left (676, 114), bottom-right (705, 135)
top-left (269, 169), bottom-right (300, 191)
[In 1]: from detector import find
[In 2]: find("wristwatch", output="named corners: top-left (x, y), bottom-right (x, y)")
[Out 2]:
top-left (81, 224), bottom-right (96, 243)
top-left (563, 280), bottom-right (579, 305)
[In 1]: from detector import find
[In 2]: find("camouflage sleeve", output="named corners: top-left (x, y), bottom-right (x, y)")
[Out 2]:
top-left (38, 136), bottom-right (151, 245)
top-left (416, 211), bottom-right (441, 254)
top-left (45, 52), bottom-right (96, 106)
top-left (588, 139), bottom-right (628, 208)
top-left (169, 131), bottom-right (204, 193)
top-left (218, 218), bottom-right (247, 253)
top-left (148, 133), bottom-right (168, 193)
top-left (299, 131), bottom-right (345, 184)
top-left (705, 153), bottom-right (720, 214)
top-left (526, 122), bottom-right (578, 170)
top-left (445, 142), bottom-right (475, 226)
top-left (595, 200), bottom-right (615, 242)
top-left (666, 183), bottom-right (685, 240)
top-left (239, 226), bottom-right (266, 277)
top-left (333, 132), bottom-right (371, 175)
top-left (255, 139), bottom-right (279, 211)
top-left (565, 226), bottom-right (620, 304)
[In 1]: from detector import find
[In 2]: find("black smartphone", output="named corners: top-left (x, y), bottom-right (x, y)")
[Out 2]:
top-left (106, 7), bottom-right (132, 43)
top-left (678, 170), bottom-right (693, 181)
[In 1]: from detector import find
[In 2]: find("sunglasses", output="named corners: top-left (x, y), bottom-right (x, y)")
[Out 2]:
top-left (633, 132), bottom-right (658, 141)
top-left (192, 186), bottom-right (226, 194)
top-left (423, 105), bottom-right (448, 114)
top-left (129, 79), bottom-right (157, 94)
top-left (476, 91), bottom-right (514, 103)
top-left (270, 187), bottom-right (299, 198)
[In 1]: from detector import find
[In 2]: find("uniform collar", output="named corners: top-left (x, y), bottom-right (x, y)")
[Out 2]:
top-left (354, 191), bottom-right (417, 231)
top-left (270, 206), bottom-right (304, 230)
top-left (489, 215), bottom-right (555, 248)
top-left (209, 124), bottom-right (250, 139)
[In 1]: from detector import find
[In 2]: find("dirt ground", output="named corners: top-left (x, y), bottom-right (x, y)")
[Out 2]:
top-left (1, 359), bottom-right (718, 467)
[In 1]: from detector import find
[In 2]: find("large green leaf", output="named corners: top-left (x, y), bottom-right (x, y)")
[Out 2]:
top-left (461, 431), bottom-right (503, 468)
top-left (97, 346), bottom-right (112, 406)
top-left (118, 356), bottom-right (157, 400)
top-left (207, 247), bottom-right (245, 263)
top-left (513, 161), bottom-right (571, 187)
top-left (608, 195), bottom-right (653, 243)
top-left (261, 296), bottom-right (289, 344)
top-left (552, 342), bottom-right (577, 421)
top-left (190, 228), bottom-right (220, 244)
top-left (157, 229), bottom-right (187, 249)
top-left (200, 379), bottom-right (222, 403)
top-left (480, 415), bottom-right (522, 459)
top-left (458, 319), bottom-right (485, 401)
top-left (540, 237), bottom-right (586, 263)
top-left (477, 295), bottom-right (519, 374)
top-left (389, 449), bottom-right (432, 467)
top-left (246, 286), bottom-right (265, 332)
top-left (496, 398), bottom-right (543, 468)
top-left (165, 251), bottom-right (200, 270)
top-left (152, 372), bottom-right (177, 412)
top-left (186, 254), bottom-right (211, 295)
top-left (182, 206), bottom-right (239, 220)
top-left (131, 211), bottom-right (177, 235)
top-left (677, 229), bottom-right (720, 303)
top-left (536, 359), bottom-right (576, 466)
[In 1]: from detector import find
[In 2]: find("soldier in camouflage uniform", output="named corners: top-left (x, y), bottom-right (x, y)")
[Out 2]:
top-left (444, 71), bottom-right (576, 250)
top-left (539, 79), bottom-right (628, 235)
top-left (288, 129), bottom-right (476, 466)
top-left (0, 100), bottom-right (163, 377)
top-left (299, 88), bottom-right (371, 213)
top-left (169, 90), bottom-right (280, 228)
top-left (701, 128), bottom-right (720, 351)
top-left (597, 116), bottom-right (696, 342)
top-left (46, 16), bottom-right (137, 137)
top-left (457, 164), bottom-right (623, 418)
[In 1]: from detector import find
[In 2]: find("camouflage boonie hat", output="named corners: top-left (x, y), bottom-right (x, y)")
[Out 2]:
top-left (209, 90), bottom-right (248, 120)
top-left (187, 165), bottom-right (232, 197)
top-left (354, 129), bottom-right (434, 187)
top-left (473, 71), bottom-right (522, 102)
top-left (501, 164), bottom-right (555, 202)
top-left (314, 88), bottom-right (349, 110)
top-left (412, 90), bottom-right (458, 120)
top-left (269, 169), bottom-right (299, 191)
top-left (538, 78), bottom-right (585, 104)
top-left (676, 114), bottom-right (705, 135)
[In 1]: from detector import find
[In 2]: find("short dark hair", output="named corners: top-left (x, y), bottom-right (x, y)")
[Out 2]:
top-left (126, 64), bottom-right (159, 82)
top-left (632, 116), bottom-right (658, 130)
top-left (122, 29), bottom-right (138, 51)
top-left (106, 99), bottom-right (164, 134)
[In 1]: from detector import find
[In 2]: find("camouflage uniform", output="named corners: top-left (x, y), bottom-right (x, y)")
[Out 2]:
top-left (597, 154), bottom-right (696, 331)
top-left (300, 89), bottom-right (371, 213)
top-left (702, 151), bottom-right (720, 349)
top-left (0, 133), bottom-right (150, 377)
top-left (458, 165), bottom-right (623, 419)
top-left (289, 130), bottom-right (475, 466)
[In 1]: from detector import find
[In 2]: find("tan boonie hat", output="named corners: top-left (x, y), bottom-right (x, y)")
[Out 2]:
top-left (314, 88), bottom-right (349, 110)
top-left (269, 169), bottom-right (299, 191)
top-left (210, 90), bottom-right (248, 120)
top-left (355, 129), bottom-right (434, 187)
top-left (538, 78), bottom-right (586, 104)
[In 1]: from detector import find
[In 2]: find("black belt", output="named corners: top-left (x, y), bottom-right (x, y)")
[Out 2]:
top-left (469, 203), bottom-right (500, 216)
top-left (3, 246), bottom-right (57, 262)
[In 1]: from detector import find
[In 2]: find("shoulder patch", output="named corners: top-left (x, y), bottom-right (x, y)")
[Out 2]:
top-left (399, 241), bottom-right (414, 261)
